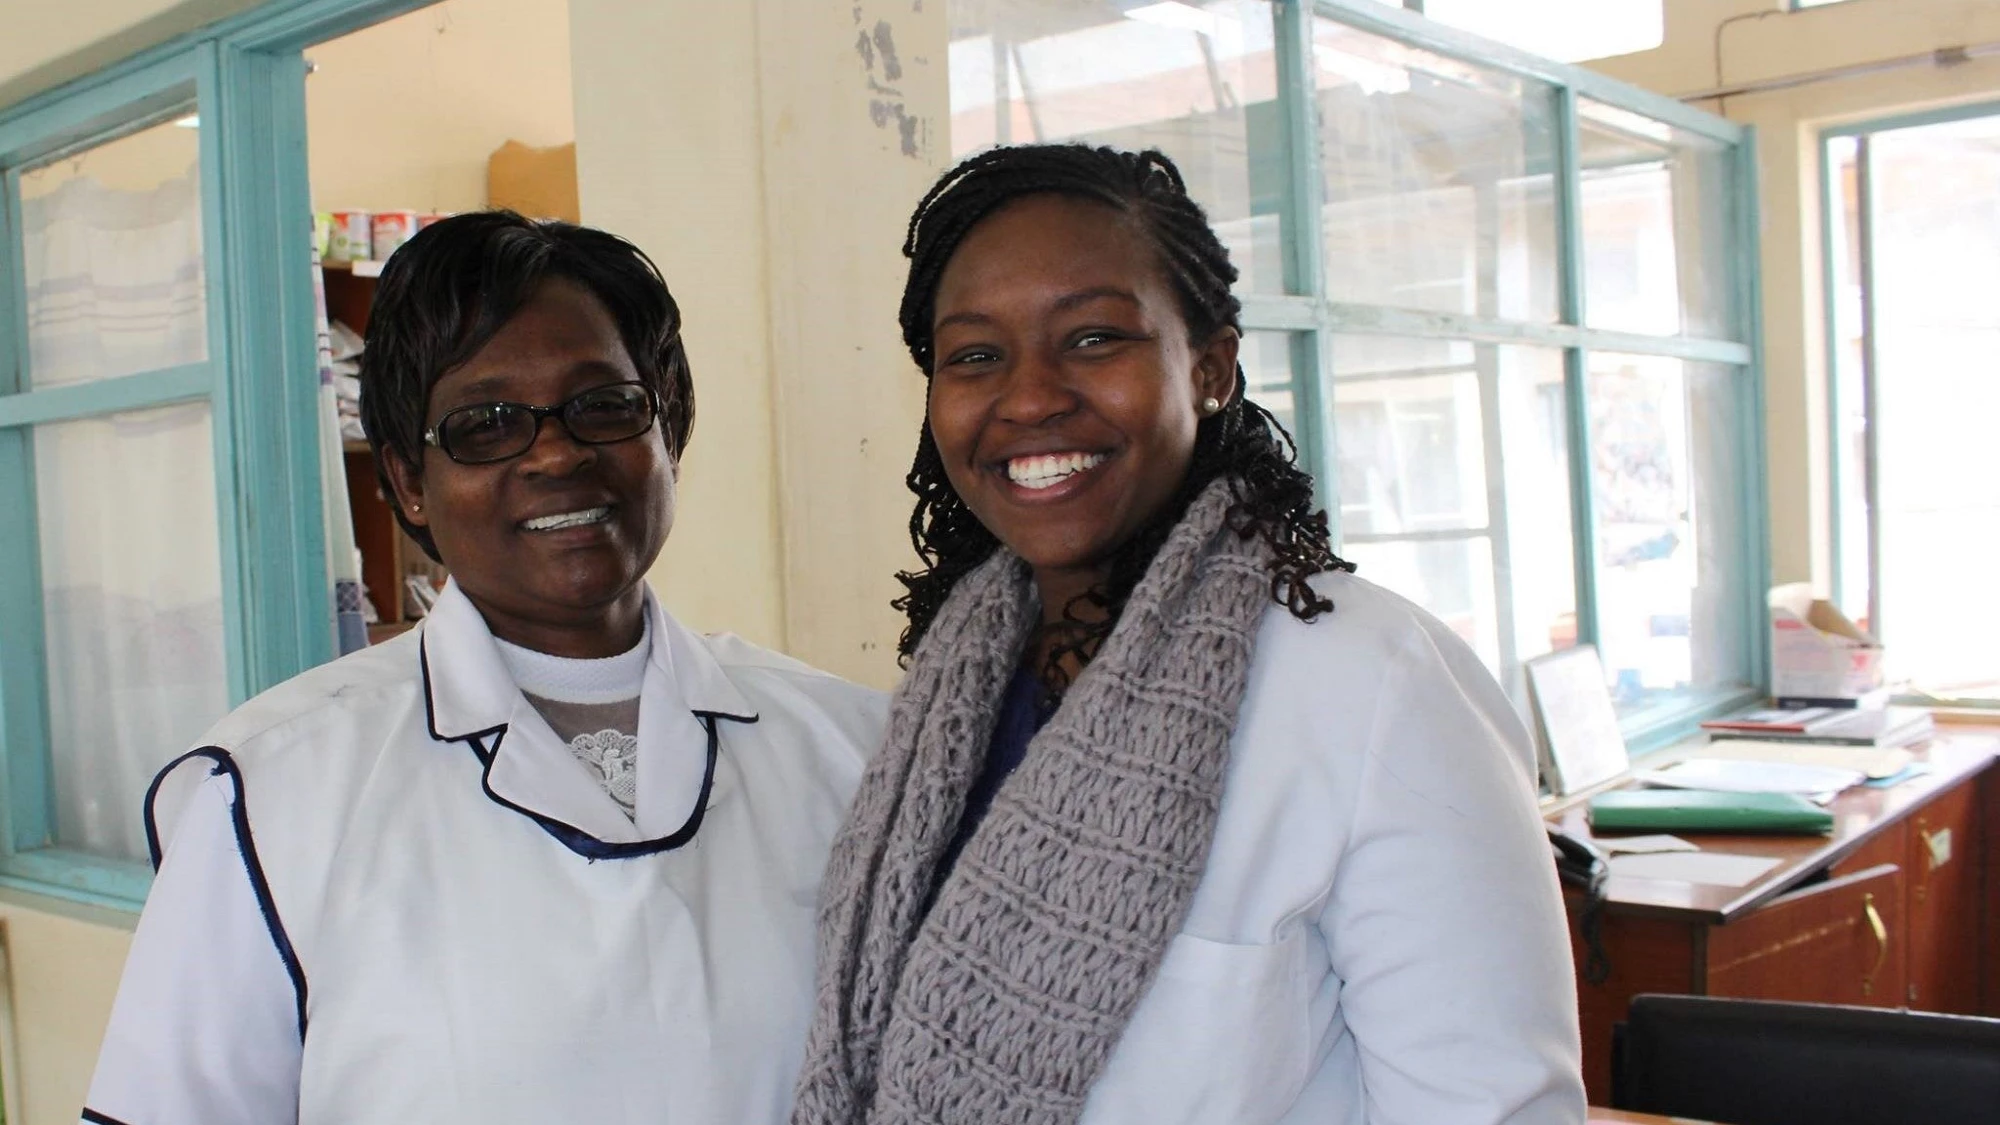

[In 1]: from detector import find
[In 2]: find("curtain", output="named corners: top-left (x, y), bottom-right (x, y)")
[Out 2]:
top-left (24, 163), bottom-right (228, 864)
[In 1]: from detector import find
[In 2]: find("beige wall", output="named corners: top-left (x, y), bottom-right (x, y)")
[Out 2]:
top-left (0, 891), bottom-right (133, 1125)
top-left (1589, 0), bottom-right (2000, 591)
top-left (0, 0), bottom-right (264, 111)
top-left (307, 0), bottom-right (573, 213)
top-left (572, 0), bottom-right (945, 688)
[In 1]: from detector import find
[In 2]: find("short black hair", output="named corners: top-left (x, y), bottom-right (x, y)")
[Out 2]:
top-left (357, 210), bottom-right (694, 560)
top-left (893, 144), bottom-right (1351, 675)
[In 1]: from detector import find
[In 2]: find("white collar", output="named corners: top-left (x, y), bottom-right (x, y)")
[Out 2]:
top-left (419, 579), bottom-right (757, 856)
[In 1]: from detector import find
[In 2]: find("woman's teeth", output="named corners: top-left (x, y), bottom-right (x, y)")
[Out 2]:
top-left (522, 506), bottom-right (611, 531)
top-left (1005, 452), bottom-right (1106, 490)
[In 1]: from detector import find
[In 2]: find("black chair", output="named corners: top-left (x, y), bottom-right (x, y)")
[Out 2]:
top-left (1612, 994), bottom-right (2000, 1125)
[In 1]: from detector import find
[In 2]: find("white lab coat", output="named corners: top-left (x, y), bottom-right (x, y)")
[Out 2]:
top-left (84, 580), bottom-right (885, 1125)
top-left (1077, 571), bottom-right (1585, 1124)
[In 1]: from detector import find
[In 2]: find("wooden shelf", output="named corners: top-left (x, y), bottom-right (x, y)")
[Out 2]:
top-left (367, 621), bottom-right (416, 646)
top-left (321, 259), bottom-right (378, 336)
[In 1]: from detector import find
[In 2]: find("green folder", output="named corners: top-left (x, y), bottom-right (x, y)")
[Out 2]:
top-left (1588, 789), bottom-right (1835, 835)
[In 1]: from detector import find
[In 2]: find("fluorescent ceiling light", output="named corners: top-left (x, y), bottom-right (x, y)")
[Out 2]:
top-left (173, 114), bottom-right (199, 128)
top-left (1124, 1), bottom-right (1218, 38)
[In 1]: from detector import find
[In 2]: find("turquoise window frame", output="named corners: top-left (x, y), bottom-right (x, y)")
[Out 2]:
top-left (1242, 1), bottom-right (1768, 752)
top-left (0, 0), bottom-right (431, 911)
top-left (1818, 97), bottom-right (2000, 710)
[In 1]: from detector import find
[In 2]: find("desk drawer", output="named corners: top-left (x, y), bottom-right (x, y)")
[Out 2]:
top-left (1705, 863), bottom-right (1904, 1006)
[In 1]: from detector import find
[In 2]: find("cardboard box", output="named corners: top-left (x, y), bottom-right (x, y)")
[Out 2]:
top-left (486, 140), bottom-right (579, 224)
top-left (1770, 583), bottom-right (1884, 704)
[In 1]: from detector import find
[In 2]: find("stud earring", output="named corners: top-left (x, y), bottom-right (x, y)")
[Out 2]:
top-left (1200, 396), bottom-right (1222, 416)
top-left (412, 504), bottom-right (422, 513)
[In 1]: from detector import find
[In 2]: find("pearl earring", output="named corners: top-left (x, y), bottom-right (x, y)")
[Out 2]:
top-left (1200, 396), bottom-right (1222, 416)
top-left (412, 504), bottom-right (422, 513)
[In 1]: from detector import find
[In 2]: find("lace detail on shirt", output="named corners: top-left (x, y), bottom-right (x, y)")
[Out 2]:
top-left (568, 729), bottom-right (640, 820)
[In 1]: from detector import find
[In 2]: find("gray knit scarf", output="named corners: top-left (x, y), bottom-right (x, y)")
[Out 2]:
top-left (792, 478), bottom-right (1276, 1125)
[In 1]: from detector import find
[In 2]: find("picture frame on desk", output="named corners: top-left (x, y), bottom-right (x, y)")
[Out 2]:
top-left (1528, 645), bottom-right (1632, 797)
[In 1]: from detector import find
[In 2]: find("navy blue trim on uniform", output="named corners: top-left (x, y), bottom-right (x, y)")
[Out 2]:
top-left (419, 635), bottom-right (507, 746)
top-left (81, 1108), bottom-right (138, 1125)
top-left (142, 747), bottom-right (310, 1040)
top-left (424, 631), bottom-right (756, 859)
top-left (466, 713), bottom-right (753, 860)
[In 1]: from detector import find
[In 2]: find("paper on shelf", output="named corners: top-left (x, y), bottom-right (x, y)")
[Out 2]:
top-left (1596, 834), bottom-right (1699, 855)
top-left (1609, 851), bottom-right (1783, 887)
top-left (1636, 757), bottom-right (1865, 799)
top-left (1690, 740), bottom-right (1913, 780)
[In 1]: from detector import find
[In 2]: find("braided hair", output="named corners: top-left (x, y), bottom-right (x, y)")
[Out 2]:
top-left (894, 143), bottom-right (1351, 677)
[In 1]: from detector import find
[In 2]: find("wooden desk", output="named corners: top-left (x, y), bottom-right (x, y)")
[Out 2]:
top-left (1552, 726), bottom-right (2000, 1102)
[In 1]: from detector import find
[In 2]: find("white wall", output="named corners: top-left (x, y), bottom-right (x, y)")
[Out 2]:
top-left (1589, 0), bottom-right (2000, 591)
top-left (571, 0), bottom-right (946, 688)
top-left (306, 0), bottom-right (574, 213)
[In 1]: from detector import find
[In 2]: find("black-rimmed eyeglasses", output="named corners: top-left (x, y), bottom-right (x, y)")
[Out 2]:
top-left (424, 381), bottom-right (659, 465)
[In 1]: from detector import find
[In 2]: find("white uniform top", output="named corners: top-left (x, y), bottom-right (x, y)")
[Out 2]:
top-left (1077, 572), bottom-right (1585, 1124)
top-left (84, 580), bottom-right (885, 1125)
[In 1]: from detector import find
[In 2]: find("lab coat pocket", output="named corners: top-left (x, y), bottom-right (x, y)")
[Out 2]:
top-left (1081, 927), bottom-right (1315, 1125)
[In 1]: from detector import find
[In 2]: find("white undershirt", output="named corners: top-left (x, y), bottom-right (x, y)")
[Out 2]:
top-left (498, 623), bottom-right (650, 821)
top-left (493, 616), bottom-right (650, 705)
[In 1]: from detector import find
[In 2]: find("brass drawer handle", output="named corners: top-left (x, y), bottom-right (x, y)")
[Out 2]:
top-left (1862, 893), bottom-right (1889, 996)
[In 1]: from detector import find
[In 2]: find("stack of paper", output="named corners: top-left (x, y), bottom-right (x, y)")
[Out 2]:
top-left (1692, 740), bottom-right (1913, 780)
top-left (1635, 757), bottom-right (1864, 803)
top-left (1703, 705), bottom-right (1934, 748)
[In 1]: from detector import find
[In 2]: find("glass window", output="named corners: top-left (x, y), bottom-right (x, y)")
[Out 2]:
top-left (943, 1), bottom-right (1761, 732)
top-left (1579, 99), bottom-right (1739, 341)
top-left (1825, 134), bottom-right (1869, 626)
top-left (1331, 335), bottom-right (1575, 692)
top-left (18, 115), bottom-right (207, 387)
top-left (1311, 20), bottom-right (1561, 322)
top-left (1825, 112), bottom-right (2000, 702)
top-left (1240, 328), bottom-right (1304, 438)
top-left (1416, 0), bottom-right (1663, 64)
top-left (2, 87), bottom-right (239, 902)
top-left (38, 403), bottom-right (228, 862)
top-left (1586, 354), bottom-right (1754, 712)
top-left (949, 0), bottom-right (1289, 293)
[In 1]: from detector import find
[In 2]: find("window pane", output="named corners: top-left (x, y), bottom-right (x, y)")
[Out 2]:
top-left (1417, 0), bottom-right (1663, 64)
top-left (39, 402), bottom-right (228, 863)
top-left (1579, 99), bottom-right (1737, 340)
top-left (1331, 334), bottom-right (1575, 696)
top-left (1862, 115), bottom-right (2000, 699)
top-left (1587, 354), bottom-right (1753, 712)
top-left (949, 0), bottom-right (1288, 293)
top-left (1825, 134), bottom-right (1870, 625)
top-left (18, 112), bottom-right (207, 388)
top-left (1312, 20), bottom-right (1560, 322)
top-left (1240, 328), bottom-right (1301, 439)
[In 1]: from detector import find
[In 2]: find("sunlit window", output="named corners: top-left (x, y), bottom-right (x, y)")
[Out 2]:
top-left (1415, 0), bottom-right (1663, 64)
top-left (946, 0), bottom-right (1759, 730)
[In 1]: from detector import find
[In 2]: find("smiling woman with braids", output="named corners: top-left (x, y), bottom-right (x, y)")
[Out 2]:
top-left (792, 145), bottom-right (1585, 1125)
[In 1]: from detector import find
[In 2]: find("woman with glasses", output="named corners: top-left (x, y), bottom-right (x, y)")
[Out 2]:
top-left (84, 212), bottom-right (885, 1125)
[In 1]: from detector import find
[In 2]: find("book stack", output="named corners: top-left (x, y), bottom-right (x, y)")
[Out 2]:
top-left (1700, 705), bottom-right (1934, 748)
